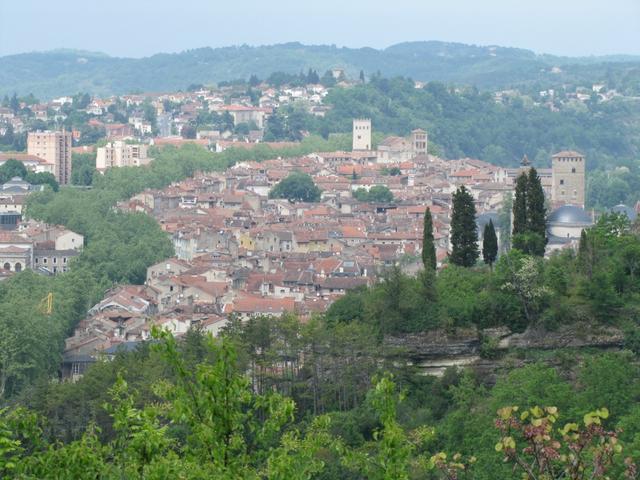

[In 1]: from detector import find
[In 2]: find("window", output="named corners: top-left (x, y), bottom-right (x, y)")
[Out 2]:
top-left (43, 258), bottom-right (47, 264)
top-left (53, 257), bottom-right (57, 264)
top-left (72, 363), bottom-right (81, 376)
top-left (560, 179), bottom-right (564, 185)
top-left (571, 168), bottom-right (576, 173)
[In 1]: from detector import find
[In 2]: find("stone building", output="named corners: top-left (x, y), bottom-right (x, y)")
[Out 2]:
top-left (352, 118), bottom-right (371, 151)
top-left (551, 151), bottom-right (585, 207)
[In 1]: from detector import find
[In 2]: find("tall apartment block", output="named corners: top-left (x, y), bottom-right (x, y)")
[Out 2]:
top-left (96, 141), bottom-right (152, 172)
top-left (27, 130), bottom-right (72, 185)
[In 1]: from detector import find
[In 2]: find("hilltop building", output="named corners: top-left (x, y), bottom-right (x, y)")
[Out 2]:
top-left (27, 130), bottom-right (72, 184)
top-left (352, 119), bottom-right (371, 151)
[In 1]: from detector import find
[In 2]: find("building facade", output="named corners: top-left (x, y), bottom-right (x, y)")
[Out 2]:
top-left (352, 118), bottom-right (371, 151)
top-left (27, 130), bottom-right (72, 184)
top-left (411, 129), bottom-right (428, 156)
top-left (96, 141), bottom-right (152, 172)
top-left (551, 151), bottom-right (585, 207)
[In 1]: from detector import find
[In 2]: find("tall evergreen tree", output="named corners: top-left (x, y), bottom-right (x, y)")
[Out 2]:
top-left (512, 172), bottom-right (528, 236)
top-left (422, 207), bottom-right (437, 270)
top-left (450, 186), bottom-right (479, 267)
top-left (482, 219), bottom-right (498, 268)
top-left (526, 167), bottom-right (547, 256)
top-left (512, 168), bottom-right (548, 255)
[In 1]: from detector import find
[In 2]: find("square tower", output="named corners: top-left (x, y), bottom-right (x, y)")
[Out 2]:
top-left (411, 129), bottom-right (428, 157)
top-left (551, 151), bottom-right (585, 207)
top-left (352, 118), bottom-right (371, 151)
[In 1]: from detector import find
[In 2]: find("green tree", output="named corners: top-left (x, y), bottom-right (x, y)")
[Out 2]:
top-left (482, 219), bottom-right (498, 268)
top-left (450, 186), bottom-right (479, 267)
top-left (526, 167), bottom-right (547, 256)
top-left (269, 172), bottom-right (321, 202)
top-left (512, 172), bottom-right (528, 249)
top-left (422, 207), bottom-right (437, 270)
top-left (0, 158), bottom-right (27, 183)
top-left (353, 185), bottom-right (394, 203)
top-left (25, 171), bottom-right (59, 192)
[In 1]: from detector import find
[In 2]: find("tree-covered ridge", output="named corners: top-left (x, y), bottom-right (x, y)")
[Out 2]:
top-left (1, 41), bottom-right (640, 98)
top-left (288, 78), bottom-right (639, 171)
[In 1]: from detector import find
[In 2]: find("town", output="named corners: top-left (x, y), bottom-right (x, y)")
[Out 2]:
top-left (0, 95), bottom-right (624, 379)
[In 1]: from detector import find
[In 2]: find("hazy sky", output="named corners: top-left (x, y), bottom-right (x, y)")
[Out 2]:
top-left (1, 0), bottom-right (639, 58)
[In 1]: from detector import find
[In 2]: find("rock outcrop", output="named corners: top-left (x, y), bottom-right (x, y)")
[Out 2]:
top-left (384, 323), bottom-right (624, 378)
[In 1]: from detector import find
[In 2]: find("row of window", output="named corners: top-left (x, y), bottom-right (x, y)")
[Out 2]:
top-left (34, 257), bottom-right (68, 265)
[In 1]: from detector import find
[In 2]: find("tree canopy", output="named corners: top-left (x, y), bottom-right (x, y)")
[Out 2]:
top-left (450, 186), bottom-right (479, 267)
top-left (268, 171), bottom-right (322, 202)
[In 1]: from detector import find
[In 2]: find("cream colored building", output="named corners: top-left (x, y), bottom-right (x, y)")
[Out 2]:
top-left (551, 151), bottom-right (585, 207)
top-left (376, 129), bottom-right (428, 163)
top-left (27, 130), bottom-right (72, 184)
top-left (352, 118), bottom-right (371, 151)
top-left (96, 141), bottom-right (152, 172)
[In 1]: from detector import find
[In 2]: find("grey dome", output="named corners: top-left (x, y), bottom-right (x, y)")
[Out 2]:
top-left (548, 205), bottom-right (592, 225)
top-left (610, 204), bottom-right (637, 221)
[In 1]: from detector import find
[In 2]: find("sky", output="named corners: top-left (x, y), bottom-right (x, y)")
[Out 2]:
top-left (1, 0), bottom-right (639, 58)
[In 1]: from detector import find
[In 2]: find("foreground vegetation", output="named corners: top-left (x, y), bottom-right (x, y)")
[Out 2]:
top-left (5, 326), bottom-right (640, 479)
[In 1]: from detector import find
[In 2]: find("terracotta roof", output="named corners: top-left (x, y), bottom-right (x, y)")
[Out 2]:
top-left (233, 295), bottom-right (295, 314)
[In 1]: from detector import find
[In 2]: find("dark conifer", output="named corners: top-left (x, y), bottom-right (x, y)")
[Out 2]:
top-left (482, 219), bottom-right (498, 268)
top-left (526, 167), bottom-right (547, 256)
top-left (450, 186), bottom-right (479, 267)
top-left (422, 207), bottom-right (437, 270)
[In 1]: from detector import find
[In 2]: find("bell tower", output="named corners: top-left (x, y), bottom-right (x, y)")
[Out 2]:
top-left (352, 118), bottom-right (371, 151)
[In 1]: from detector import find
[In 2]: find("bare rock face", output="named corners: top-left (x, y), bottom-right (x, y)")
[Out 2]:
top-left (384, 329), bottom-right (480, 360)
top-left (501, 324), bottom-right (624, 350)
top-left (384, 323), bottom-right (624, 377)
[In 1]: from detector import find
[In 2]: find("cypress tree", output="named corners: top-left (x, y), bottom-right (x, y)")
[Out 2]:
top-left (422, 207), bottom-right (437, 270)
top-left (450, 186), bottom-right (479, 267)
top-left (526, 167), bottom-right (547, 256)
top-left (512, 172), bottom-right (528, 236)
top-left (482, 219), bottom-right (498, 268)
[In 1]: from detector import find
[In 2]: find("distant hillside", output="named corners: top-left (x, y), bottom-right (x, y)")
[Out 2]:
top-left (1, 41), bottom-right (640, 98)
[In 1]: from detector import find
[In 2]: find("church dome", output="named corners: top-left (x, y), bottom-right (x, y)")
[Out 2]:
top-left (548, 205), bottom-right (592, 225)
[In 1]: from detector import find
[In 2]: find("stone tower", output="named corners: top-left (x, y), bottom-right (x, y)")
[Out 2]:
top-left (411, 129), bottom-right (428, 157)
top-left (551, 151), bottom-right (585, 207)
top-left (352, 119), bottom-right (371, 151)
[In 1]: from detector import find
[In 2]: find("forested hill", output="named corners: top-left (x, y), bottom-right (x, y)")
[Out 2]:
top-left (1, 41), bottom-right (640, 98)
